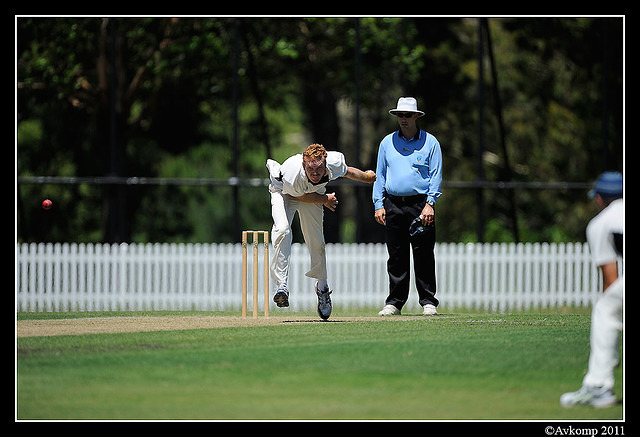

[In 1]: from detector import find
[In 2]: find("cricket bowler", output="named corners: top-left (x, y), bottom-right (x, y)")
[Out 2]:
top-left (266, 143), bottom-right (376, 320)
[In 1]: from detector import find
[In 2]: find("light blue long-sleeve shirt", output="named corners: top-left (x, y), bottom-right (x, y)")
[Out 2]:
top-left (372, 129), bottom-right (443, 210)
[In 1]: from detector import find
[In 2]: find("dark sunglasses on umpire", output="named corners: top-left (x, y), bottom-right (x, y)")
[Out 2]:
top-left (396, 113), bottom-right (415, 118)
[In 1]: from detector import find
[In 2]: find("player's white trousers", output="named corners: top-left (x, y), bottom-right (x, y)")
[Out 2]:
top-left (269, 188), bottom-right (327, 290)
top-left (582, 276), bottom-right (623, 390)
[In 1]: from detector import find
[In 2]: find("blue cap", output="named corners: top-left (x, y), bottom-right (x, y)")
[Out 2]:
top-left (589, 171), bottom-right (623, 198)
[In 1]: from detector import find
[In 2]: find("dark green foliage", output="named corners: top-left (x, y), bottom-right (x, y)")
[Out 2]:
top-left (17, 17), bottom-right (623, 243)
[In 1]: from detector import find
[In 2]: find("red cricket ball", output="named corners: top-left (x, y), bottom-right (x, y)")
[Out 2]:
top-left (42, 199), bottom-right (53, 210)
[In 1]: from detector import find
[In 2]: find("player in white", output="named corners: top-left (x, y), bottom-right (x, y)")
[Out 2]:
top-left (266, 143), bottom-right (376, 320)
top-left (561, 172), bottom-right (623, 408)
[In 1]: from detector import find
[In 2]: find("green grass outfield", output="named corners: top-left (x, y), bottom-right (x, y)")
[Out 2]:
top-left (16, 311), bottom-right (623, 421)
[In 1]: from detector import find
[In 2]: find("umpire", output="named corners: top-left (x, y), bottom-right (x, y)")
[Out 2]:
top-left (373, 97), bottom-right (443, 316)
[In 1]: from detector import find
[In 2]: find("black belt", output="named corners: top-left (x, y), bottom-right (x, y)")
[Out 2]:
top-left (387, 194), bottom-right (427, 203)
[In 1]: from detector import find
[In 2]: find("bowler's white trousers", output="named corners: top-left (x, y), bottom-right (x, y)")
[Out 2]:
top-left (583, 275), bottom-right (623, 390)
top-left (269, 186), bottom-right (327, 290)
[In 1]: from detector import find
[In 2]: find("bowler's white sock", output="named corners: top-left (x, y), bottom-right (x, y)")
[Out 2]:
top-left (317, 279), bottom-right (329, 292)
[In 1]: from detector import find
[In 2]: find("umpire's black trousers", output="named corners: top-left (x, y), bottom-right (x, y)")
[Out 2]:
top-left (383, 194), bottom-right (438, 311)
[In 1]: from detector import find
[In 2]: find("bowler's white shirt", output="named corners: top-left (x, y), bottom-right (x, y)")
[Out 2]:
top-left (277, 151), bottom-right (347, 197)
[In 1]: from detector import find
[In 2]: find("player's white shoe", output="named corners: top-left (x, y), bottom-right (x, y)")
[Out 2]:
top-left (422, 304), bottom-right (438, 315)
top-left (315, 282), bottom-right (332, 320)
top-left (560, 385), bottom-right (617, 408)
top-left (378, 304), bottom-right (401, 316)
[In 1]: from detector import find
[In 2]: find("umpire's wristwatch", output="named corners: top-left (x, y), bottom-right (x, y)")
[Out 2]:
top-left (426, 200), bottom-right (435, 207)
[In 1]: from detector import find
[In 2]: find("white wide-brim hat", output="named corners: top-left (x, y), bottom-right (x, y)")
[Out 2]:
top-left (389, 97), bottom-right (425, 117)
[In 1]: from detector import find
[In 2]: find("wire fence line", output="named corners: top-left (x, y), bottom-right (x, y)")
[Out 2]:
top-left (16, 241), bottom-right (610, 314)
top-left (18, 175), bottom-right (592, 190)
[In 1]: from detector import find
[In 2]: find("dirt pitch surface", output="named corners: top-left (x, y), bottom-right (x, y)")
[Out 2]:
top-left (17, 315), bottom-right (395, 338)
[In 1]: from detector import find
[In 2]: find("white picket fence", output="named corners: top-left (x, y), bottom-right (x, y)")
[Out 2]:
top-left (15, 241), bottom-right (609, 313)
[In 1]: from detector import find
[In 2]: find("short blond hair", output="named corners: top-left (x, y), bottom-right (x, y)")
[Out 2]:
top-left (303, 144), bottom-right (328, 162)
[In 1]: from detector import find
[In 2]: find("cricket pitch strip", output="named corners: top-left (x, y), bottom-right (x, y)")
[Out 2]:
top-left (17, 314), bottom-right (402, 338)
